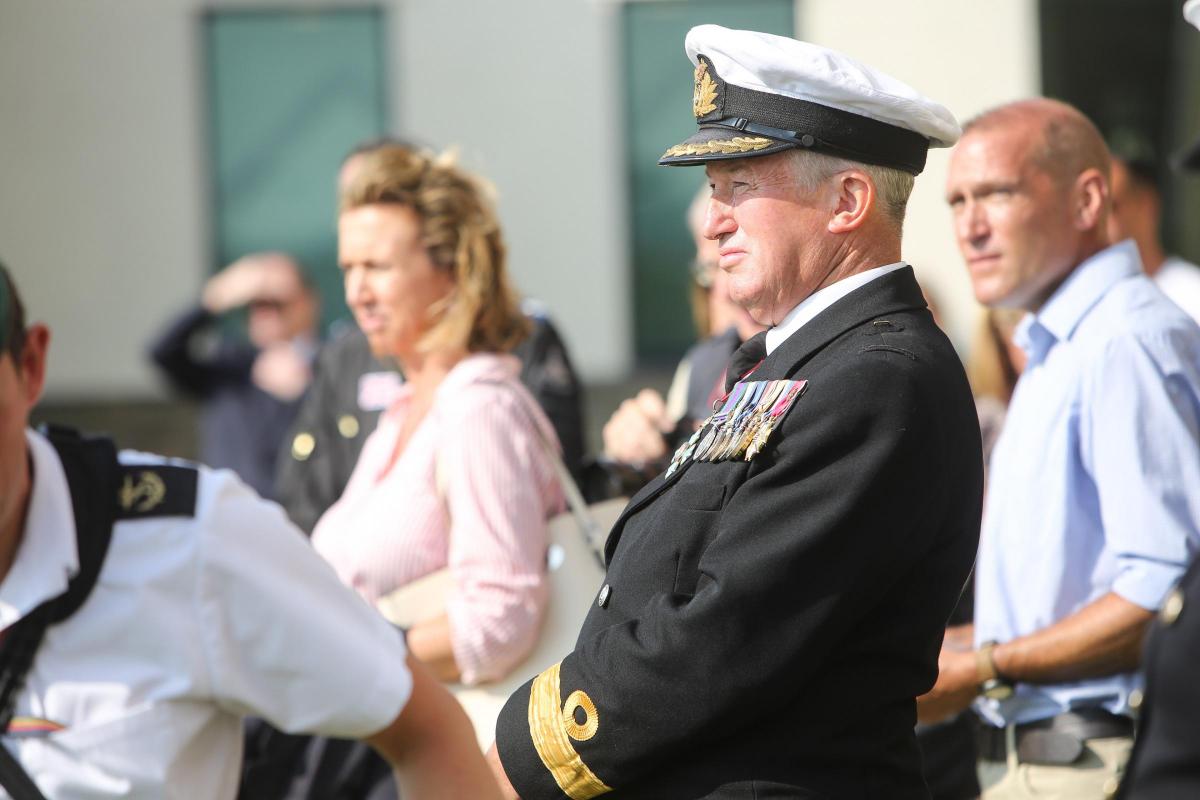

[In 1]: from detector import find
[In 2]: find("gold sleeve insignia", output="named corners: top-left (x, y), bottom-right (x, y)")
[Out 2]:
top-left (528, 662), bottom-right (612, 799)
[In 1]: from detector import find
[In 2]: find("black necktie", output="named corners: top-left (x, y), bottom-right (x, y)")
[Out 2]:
top-left (724, 331), bottom-right (768, 393)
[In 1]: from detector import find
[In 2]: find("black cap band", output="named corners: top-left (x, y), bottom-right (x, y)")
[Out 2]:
top-left (660, 54), bottom-right (932, 173)
top-left (706, 82), bottom-right (929, 174)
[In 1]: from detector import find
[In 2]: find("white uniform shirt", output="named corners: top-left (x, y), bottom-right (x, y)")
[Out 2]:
top-left (1155, 255), bottom-right (1200, 326)
top-left (0, 430), bottom-right (412, 799)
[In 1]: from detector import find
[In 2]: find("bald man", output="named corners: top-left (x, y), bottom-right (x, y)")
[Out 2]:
top-left (919, 99), bottom-right (1200, 798)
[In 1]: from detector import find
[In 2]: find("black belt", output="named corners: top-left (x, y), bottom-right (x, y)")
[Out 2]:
top-left (977, 709), bottom-right (1134, 766)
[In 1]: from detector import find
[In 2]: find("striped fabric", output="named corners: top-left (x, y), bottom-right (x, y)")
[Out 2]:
top-left (312, 353), bottom-right (564, 685)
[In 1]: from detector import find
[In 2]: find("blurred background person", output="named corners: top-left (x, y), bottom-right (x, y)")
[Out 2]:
top-left (276, 139), bottom-right (585, 535)
top-left (1107, 148), bottom-right (1200, 323)
top-left (149, 252), bottom-right (318, 498)
top-left (315, 145), bottom-right (563, 685)
top-left (260, 145), bottom-right (566, 800)
top-left (1115, 4), bottom-right (1200, 797)
top-left (916, 305), bottom-right (1024, 800)
top-left (600, 186), bottom-right (764, 485)
top-left (965, 307), bottom-right (1026, 462)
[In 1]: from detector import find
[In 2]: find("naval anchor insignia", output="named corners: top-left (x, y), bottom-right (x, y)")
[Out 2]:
top-left (118, 470), bottom-right (167, 513)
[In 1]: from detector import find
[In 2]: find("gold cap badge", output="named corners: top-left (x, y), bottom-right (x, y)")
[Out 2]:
top-left (693, 59), bottom-right (718, 118)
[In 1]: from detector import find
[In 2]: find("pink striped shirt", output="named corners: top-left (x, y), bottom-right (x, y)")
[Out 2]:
top-left (311, 353), bottom-right (565, 685)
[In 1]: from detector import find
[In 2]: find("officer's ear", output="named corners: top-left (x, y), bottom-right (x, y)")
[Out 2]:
top-left (827, 170), bottom-right (874, 234)
top-left (15, 324), bottom-right (50, 410)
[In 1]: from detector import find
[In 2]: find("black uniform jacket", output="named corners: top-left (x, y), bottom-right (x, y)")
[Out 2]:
top-left (496, 267), bottom-right (984, 800)
top-left (149, 306), bottom-right (302, 500)
top-left (1117, 555), bottom-right (1200, 800)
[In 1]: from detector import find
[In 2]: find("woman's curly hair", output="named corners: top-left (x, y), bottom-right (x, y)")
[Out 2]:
top-left (340, 146), bottom-right (530, 354)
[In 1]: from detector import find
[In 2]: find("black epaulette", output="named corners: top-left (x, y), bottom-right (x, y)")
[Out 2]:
top-left (115, 464), bottom-right (198, 520)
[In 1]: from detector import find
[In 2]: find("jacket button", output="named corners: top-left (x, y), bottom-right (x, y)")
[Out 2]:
top-left (291, 432), bottom-right (315, 461)
top-left (597, 584), bottom-right (611, 608)
top-left (337, 414), bottom-right (360, 439)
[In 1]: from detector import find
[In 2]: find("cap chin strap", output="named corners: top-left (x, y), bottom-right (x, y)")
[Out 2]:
top-left (704, 116), bottom-right (926, 175)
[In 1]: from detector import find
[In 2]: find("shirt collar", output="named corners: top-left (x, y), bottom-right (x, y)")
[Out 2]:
top-left (0, 430), bottom-right (79, 630)
top-left (1028, 239), bottom-right (1142, 349)
top-left (381, 352), bottom-right (522, 423)
top-left (765, 262), bottom-right (908, 355)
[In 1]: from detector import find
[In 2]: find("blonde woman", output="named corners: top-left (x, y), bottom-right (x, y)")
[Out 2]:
top-left (312, 146), bottom-right (563, 686)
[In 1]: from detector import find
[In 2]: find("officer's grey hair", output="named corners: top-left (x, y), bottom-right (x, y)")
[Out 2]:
top-left (786, 150), bottom-right (915, 231)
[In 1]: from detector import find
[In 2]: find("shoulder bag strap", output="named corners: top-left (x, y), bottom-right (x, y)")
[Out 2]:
top-left (487, 380), bottom-right (606, 563)
top-left (434, 378), bottom-right (604, 562)
top-left (0, 427), bottom-right (121, 800)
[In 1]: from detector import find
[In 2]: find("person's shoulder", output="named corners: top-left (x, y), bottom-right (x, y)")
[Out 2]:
top-left (113, 449), bottom-right (206, 522)
top-left (438, 354), bottom-right (546, 438)
top-left (686, 327), bottom-right (740, 365)
top-left (1081, 275), bottom-right (1200, 360)
top-left (815, 307), bottom-right (960, 379)
top-left (116, 449), bottom-right (283, 532)
top-left (318, 322), bottom-right (389, 372)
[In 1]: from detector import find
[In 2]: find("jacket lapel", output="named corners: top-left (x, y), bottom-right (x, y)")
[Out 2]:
top-left (602, 267), bottom-right (929, 563)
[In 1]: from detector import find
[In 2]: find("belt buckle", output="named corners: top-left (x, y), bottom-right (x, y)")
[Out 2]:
top-left (1016, 729), bottom-right (1085, 766)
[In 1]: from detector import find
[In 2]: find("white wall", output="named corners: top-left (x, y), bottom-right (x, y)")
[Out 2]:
top-left (0, 0), bottom-right (631, 399)
top-left (799, 0), bottom-right (1041, 351)
top-left (0, 0), bottom-right (1037, 399)
top-left (391, 0), bottom-right (630, 381)
top-left (0, 0), bottom-right (210, 400)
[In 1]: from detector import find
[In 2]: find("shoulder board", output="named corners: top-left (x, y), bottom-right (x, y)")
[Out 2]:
top-left (115, 464), bottom-right (198, 520)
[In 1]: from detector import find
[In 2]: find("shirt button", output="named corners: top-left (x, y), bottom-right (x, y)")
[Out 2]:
top-left (597, 584), bottom-right (611, 609)
top-left (337, 414), bottom-right (360, 439)
top-left (1161, 588), bottom-right (1185, 626)
top-left (1128, 689), bottom-right (1144, 711)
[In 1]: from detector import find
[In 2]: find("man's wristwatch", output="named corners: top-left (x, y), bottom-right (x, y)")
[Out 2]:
top-left (975, 640), bottom-right (1014, 700)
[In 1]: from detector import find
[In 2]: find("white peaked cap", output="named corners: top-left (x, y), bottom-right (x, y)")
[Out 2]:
top-left (684, 25), bottom-right (960, 148)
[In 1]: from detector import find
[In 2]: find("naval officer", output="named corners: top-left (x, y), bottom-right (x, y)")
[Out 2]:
top-left (487, 25), bottom-right (983, 800)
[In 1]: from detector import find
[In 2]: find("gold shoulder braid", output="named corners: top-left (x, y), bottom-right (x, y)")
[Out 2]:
top-left (528, 662), bottom-right (613, 799)
top-left (661, 136), bottom-right (774, 160)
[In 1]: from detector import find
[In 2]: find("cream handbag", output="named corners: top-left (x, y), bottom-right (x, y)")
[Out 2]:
top-left (375, 403), bottom-right (625, 748)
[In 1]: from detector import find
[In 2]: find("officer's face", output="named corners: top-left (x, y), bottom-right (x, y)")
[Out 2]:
top-left (945, 126), bottom-right (1081, 312)
top-left (338, 204), bottom-right (456, 360)
top-left (0, 325), bottom-right (48, 552)
top-left (703, 152), bottom-right (837, 326)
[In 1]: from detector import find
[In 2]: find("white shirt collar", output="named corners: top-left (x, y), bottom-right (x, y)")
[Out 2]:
top-left (0, 430), bottom-right (79, 629)
top-left (765, 262), bottom-right (908, 354)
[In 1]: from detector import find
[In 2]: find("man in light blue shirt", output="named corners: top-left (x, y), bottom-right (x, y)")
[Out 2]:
top-left (919, 98), bottom-right (1200, 798)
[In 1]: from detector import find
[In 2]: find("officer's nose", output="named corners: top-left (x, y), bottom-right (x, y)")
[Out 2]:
top-left (703, 195), bottom-right (737, 242)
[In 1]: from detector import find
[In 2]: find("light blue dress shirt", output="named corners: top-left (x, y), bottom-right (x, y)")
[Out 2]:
top-left (974, 240), bottom-right (1200, 727)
